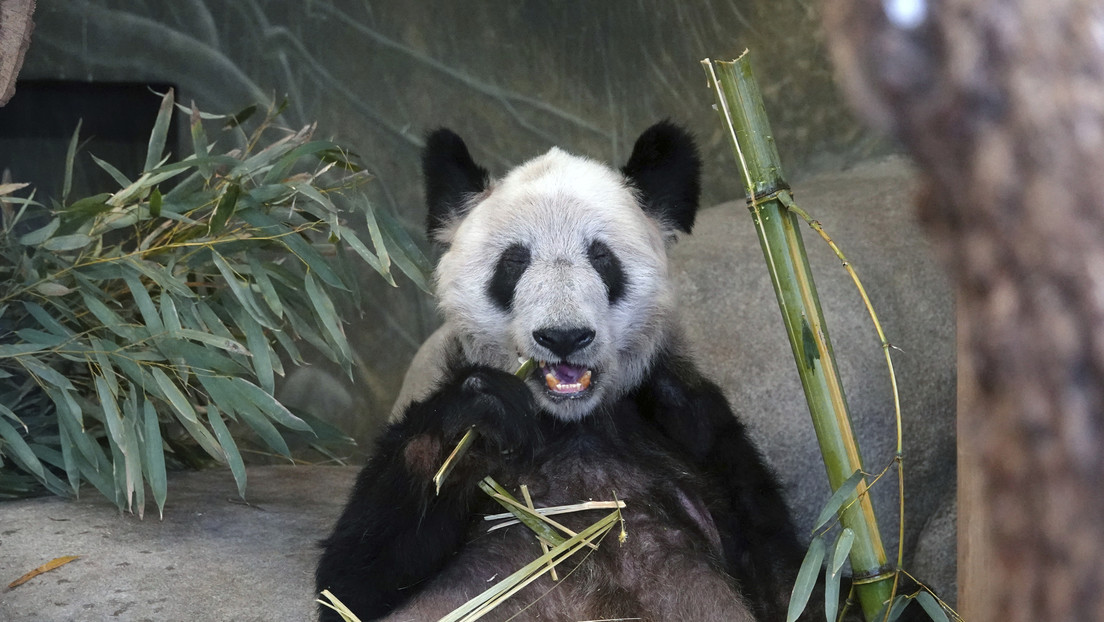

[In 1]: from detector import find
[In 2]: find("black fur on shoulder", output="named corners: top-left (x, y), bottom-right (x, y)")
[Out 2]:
top-left (422, 128), bottom-right (489, 243)
top-left (621, 120), bottom-right (702, 234)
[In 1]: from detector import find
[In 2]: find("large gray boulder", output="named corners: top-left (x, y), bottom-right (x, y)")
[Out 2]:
top-left (395, 155), bottom-right (957, 600)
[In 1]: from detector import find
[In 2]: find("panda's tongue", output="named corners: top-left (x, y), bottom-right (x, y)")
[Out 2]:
top-left (542, 362), bottom-right (592, 394)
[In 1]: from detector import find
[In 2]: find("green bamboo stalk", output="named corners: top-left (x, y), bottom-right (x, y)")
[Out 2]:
top-left (701, 51), bottom-right (895, 621)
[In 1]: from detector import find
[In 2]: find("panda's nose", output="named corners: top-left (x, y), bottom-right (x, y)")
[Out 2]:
top-left (533, 327), bottom-right (595, 358)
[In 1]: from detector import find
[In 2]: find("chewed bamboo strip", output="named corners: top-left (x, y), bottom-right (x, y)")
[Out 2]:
top-left (478, 477), bottom-right (568, 547)
top-left (437, 510), bottom-right (621, 622)
top-left (521, 484), bottom-right (558, 581)
top-left (432, 424), bottom-right (477, 495)
top-left (485, 499), bottom-right (627, 531)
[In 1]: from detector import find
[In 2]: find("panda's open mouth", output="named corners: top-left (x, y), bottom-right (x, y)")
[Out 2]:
top-left (538, 361), bottom-right (594, 398)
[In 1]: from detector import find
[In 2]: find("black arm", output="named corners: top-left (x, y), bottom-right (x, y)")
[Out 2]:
top-left (315, 366), bottom-right (538, 622)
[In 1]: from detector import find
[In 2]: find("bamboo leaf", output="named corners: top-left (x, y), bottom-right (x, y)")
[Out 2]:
top-left (22, 301), bottom-right (75, 337)
top-left (121, 393), bottom-right (143, 512)
top-left (171, 99), bottom-right (227, 120)
top-left (145, 88), bottom-right (175, 172)
top-left (263, 140), bottom-right (343, 184)
top-left (0, 182), bottom-right (29, 196)
top-left (150, 367), bottom-right (197, 424)
top-left (304, 272), bottom-right (352, 362)
top-left (141, 399), bottom-right (167, 518)
top-left (79, 291), bottom-right (136, 340)
top-left (42, 233), bottom-right (95, 252)
top-left (0, 417), bottom-right (46, 479)
top-left (229, 377), bottom-right (310, 432)
top-left (874, 594), bottom-right (912, 622)
top-left (57, 422), bottom-right (81, 493)
top-left (172, 328), bottom-right (251, 357)
top-left (915, 591), bottom-right (949, 622)
top-left (35, 282), bottom-right (73, 297)
top-left (237, 401), bottom-right (291, 458)
top-left (175, 414), bottom-right (226, 463)
top-left (825, 528), bottom-right (854, 621)
top-left (375, 208), bottom-right (431, 292)
top-left (246, 254), bottom-right (284, 319)
top-left (94, 375), bottom-right (126, 450)
top-left (20, 356), bottom-right (76, 391)
top-left (6, 555), bottom-right (81, 589)
top-left (17, 217), bottom-right (59, 246)
top-left (149, 187), bottom-right (162, 218)
top-left (122, 272), bottom-right (164, 333)
top-left (234, 308), bottom-right (274, 394)
top-left (206, 404), bottom-right (247, 499)
top-left (237, 209), bottom-right (346, 289)
top-left (89, 338), bottom-right (120, 396)
top-left (160, 294), bottom-right (182, 333)
top-left (363, 201), bottom-right (392, 275)
top-left (335, 224), bottom-right (392, 285)
top-left (125, 258), bottom-right (194, 299)
top-left (62, 120), bottom-right (82, 205)
top-left (830, 527), bottom-right (855, 575)
top-left (211, 252), bottom-right (276, 329)
top-left (90, 153), bottom-right (133, 188)
top-left (197, 375), bottom-right (291, 458)
top-left (190, 101), bottom-right (212, 180)
top-left (224, 104), bottom-right (257, 129)
top-left (64, 193), bottom-right (114, 228)
top-left (270, 324), bottom-right (304, 364)
top-left (209, 183), bottom-right (241, 234)
top-left (813, 470), bottom-right (866, 532)
top-left (786, 534), bottom-right (826, 622)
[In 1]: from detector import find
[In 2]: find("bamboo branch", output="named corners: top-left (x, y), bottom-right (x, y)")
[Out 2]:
top-left (702, 51), bottom-right (895, 621)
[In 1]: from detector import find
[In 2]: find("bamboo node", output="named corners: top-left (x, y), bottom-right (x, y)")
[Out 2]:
top-left (743, 186), bottom-right (793, 207)
top-left (851, 568), bottom-right (897, 585)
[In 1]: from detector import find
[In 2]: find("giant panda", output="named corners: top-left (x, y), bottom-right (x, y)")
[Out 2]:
top-left (316, 122), bottom-right (810, 622)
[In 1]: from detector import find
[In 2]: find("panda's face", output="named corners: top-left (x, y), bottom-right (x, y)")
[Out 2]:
top-left (435, 149), bottom-right (672, 419)
top-left (423, 123), bottom-right (700, 421)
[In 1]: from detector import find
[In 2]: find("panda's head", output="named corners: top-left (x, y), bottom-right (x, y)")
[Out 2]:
top-left (423, 122), bottom-right (701, 421)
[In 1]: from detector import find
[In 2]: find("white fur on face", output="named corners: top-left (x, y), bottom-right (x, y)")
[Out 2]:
top-left (435, 148), bottom-right (676, 420)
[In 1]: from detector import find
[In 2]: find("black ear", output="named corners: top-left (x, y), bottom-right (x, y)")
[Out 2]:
top-left (422, 129), bottom-right (490, 241)
top-left (621, 121), bottom-right (701, 234)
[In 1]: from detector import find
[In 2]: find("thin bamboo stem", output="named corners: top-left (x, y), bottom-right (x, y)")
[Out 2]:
top-left (702, 51), bottom-right (895, 621)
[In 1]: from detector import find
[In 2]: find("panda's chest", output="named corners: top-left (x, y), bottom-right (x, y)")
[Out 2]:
top-left (476, 419), bottom-right (724, 561)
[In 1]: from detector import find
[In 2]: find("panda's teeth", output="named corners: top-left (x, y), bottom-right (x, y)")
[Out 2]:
top-left (544, 368), bottom-right (593, 394)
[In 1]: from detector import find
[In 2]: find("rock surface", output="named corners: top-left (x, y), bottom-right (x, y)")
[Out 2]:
top-left (0, 466), bottom-right (355, 622)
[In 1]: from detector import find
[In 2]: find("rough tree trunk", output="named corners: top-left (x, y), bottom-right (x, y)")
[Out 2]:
top-left (0, 0), bottom-right (36, 106)
top-left (823, 0), bottom-right (1104, 619)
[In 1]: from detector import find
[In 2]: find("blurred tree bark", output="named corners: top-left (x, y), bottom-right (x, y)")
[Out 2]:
top-left (0, 0), bottom-right (36, 106)
top-left (823, 0), bottom-right (1104, 619)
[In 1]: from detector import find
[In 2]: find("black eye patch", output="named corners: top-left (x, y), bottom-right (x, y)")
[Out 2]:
top-left (587, 240), bottom-right (626, 304)
top-left (488, 243), bottom-right (532, 311)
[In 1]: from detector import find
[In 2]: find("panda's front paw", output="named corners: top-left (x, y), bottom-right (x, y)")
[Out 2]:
top-left (435, 366), bottom-right (540, 460)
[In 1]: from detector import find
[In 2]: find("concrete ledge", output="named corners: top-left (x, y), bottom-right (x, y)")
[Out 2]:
top-left (0, 466), bottom-right (356, 622)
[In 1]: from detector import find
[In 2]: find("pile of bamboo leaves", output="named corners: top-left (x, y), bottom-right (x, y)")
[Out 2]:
top-left (0, 89), bottom-right (429, 516)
